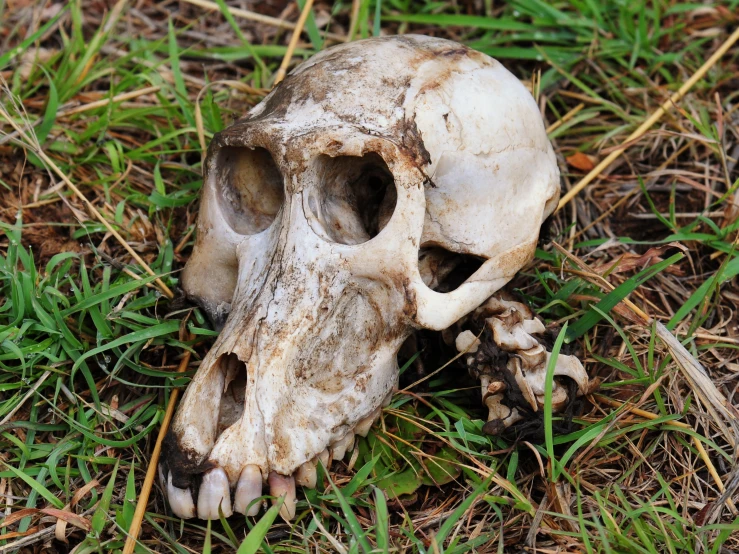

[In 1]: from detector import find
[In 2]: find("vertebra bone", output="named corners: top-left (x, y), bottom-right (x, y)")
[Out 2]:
top-left (459, 294), bottom-right (589, 431)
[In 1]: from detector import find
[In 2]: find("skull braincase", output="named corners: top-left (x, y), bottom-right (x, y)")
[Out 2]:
top-left (169, 35), bottom-right (559, 517)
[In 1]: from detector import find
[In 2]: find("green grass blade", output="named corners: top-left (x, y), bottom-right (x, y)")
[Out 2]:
top-left (91, 458), bottom-right (119, 535)
top-left (236, 497), bottom-right (284, 554)
top-left (327, 472), bottom-right (373, 553)
top-left (433, 473), bottom-right (494, 549)
top-left (565, 253), bottom-right (683, 342)
top-left (0, 8), bottom-right (66, 69)
top-left (373, 486), bottom-right (390, 553)
top-left (545, 323), bottom-right (568, 481)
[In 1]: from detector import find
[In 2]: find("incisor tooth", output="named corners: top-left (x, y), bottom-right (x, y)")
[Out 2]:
top-left (295, 459), bottom-right (317, 488)
top-left (331, 432), bottom-right (355, 461)
top-left (268, 472), bottom-right (296, 521)
top-left (234, 464), bottom-right (263, 516)
top-left (355, 408), bottom-right (381, 437)
top-left (197, 467), bottom-right (233, 520)
top-left (167, 473), bottom-right (196, 519)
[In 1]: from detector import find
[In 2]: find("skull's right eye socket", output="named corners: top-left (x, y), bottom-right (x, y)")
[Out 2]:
top-left (215, 146), bottom-right (284, 235)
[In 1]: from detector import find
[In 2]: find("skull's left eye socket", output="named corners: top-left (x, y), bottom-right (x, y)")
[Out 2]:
top-left (307, 153), bottom-right (397, 245)
top-left (215, 146), bottom-right (284, 235)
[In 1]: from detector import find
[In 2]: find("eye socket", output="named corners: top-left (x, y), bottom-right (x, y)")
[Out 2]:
top-left (215, 146), bottom-right (284, 235)
top-left (308, 153), bottom-right (397, 245)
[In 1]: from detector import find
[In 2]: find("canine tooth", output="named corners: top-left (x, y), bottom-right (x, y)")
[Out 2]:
top-left (197, 467), bottom-right (233, 519)
top-left (167, 473), bottom-right (196, 519)
top-left (355, 408), bottom-right (381, 437)
top-left (234, 464), bottom-right (263, 516)
top-left (295, 459), bottom-right (317, 488)
top-left (331, 432), bottom-right (355, 461)
top-left (317, 448), bottom-right (330, 468)
top-left (158, 466), bottom-right (166, 489)
top-left (269, 472), bottom-right (296, 521)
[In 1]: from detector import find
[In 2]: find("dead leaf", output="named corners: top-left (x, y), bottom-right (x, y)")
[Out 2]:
top-left (595, 243), bottom-right (687, 275)
top-left (566, 151), bottom-right (597, 171)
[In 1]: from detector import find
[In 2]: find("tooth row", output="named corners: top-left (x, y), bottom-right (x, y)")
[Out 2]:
top-left (161, 404), bottom-right (386, 521)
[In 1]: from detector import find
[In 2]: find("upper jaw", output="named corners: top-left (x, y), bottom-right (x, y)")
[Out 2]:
top-left (163, 269), bottom-right (411, 520)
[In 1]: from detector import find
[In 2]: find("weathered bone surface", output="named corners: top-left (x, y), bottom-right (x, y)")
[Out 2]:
top-left (161, 34), bottom-right (564, 520)
top-left (456, 295), bottom-right (589, 435)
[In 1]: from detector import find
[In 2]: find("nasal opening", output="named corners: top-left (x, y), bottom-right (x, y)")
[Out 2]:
top-left (216, 353), bottom-right (248, 433)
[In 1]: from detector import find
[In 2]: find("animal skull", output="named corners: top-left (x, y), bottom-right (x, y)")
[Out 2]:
top-left (161, 35), bottom-right (567, 521)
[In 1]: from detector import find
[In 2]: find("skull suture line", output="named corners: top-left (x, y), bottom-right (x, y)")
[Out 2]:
top-left (161, 35), bottom-right (587, 521)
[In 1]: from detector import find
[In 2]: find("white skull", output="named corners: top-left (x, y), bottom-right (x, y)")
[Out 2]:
top-left (162, 35), bottom-right (561, 520)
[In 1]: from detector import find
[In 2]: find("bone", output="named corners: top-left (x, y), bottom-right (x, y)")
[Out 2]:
top-left (488, 314), bottom-right (540, 351)
top-left (234, 464), bottom-right (263, 516)
top-left (522, 318), bottom-right (545, 335)
top-left (455, 330), bottom-right (481, 353)
top-left (330, 432), bottom-right (355, 461)
top-left (483, 393), bottom-right (523, 432)
top-left (488, 380), bottom-right (506, 394)
top-left (269, 472), bottom-right (297, 521)
top-left (546, 352), bottom-right (589, 395)
top-left (166, 473), bottom-right (196, 519)
top-left (295, 459), bottom-right (317, 489)
top-left (197, 467), bottom-right (233, 519)
top-left (355, 407), bottom-right (381, 437)
top-left (510, 358), bottom-right (538, 411)
top-left (537, 386), bottom-right (568, 411)
top-left (485, 393), bottom-right (511, 421)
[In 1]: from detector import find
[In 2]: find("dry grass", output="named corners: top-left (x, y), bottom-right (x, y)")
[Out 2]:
top-left (1, 0), bottom-right (739, 552)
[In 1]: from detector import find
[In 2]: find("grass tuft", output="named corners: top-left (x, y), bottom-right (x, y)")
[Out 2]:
top-left (1, 0), bottom-right (739, 551)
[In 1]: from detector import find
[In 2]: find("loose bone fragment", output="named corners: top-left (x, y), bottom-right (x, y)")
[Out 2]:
top-left (458, 294), bottom-right (589, 431)
top-left (161, 34), bottom-right (568, 520)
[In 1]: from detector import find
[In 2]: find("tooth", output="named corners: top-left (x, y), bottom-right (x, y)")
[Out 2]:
top-left (269, 472), bottom-right (296, 521)
top-left (355, 407), bottom-right (381, 437)
top-left (234, 464), bottom-right (263, 516)
top-left (158, 466), bottom-right (166, 489)
top-left (197, 467), bottom-right (233, 520)
top-left (331, 432), bottom-right (355, 461)
top-left (295, 459), bottom-right (317, 488)
top-left (167, 473), bottom-right (196, 519)
top-left (317, 448), bottom-right (330, 468)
